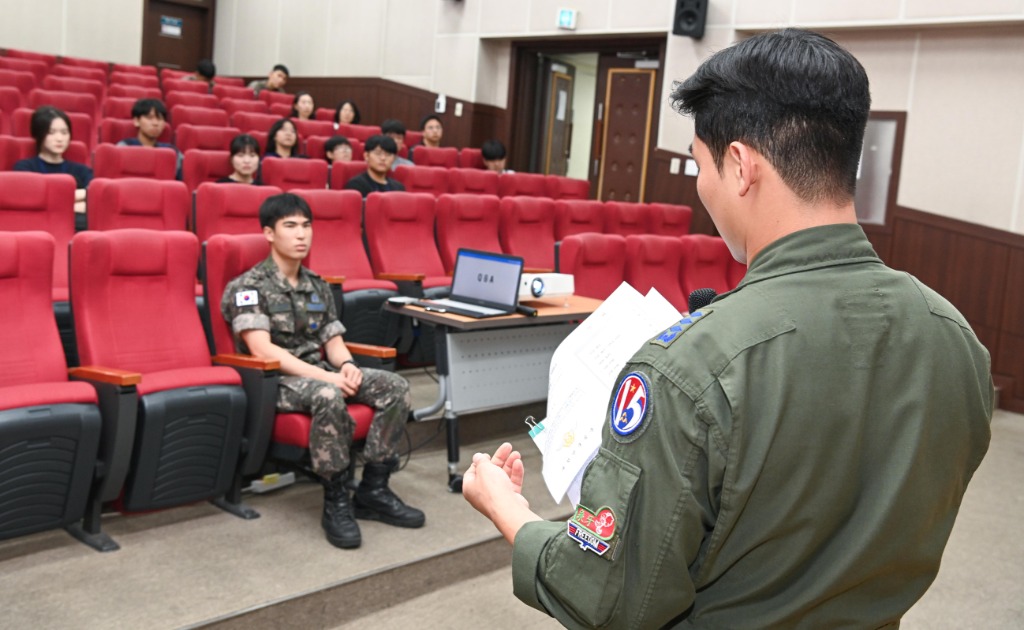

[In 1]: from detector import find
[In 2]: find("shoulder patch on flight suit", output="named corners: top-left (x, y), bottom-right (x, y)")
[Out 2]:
top-left (567, 504), bottom-right (617, 556)
top-left (610, 371), bottom-right (652, 443)
top-left (650, 308), bottom-right (714, 349)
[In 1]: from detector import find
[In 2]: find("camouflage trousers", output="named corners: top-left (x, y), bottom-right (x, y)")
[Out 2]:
top-left (277, 367), bottom-right (411, 479)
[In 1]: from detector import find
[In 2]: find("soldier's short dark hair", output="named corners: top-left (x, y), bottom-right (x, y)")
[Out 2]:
top-left (380, 119), bottom-right (406, 136)
top-left (481, 139), bottom-right (506, 161)
top-left (260, 193), bottom-right (312, 229)
top-left (197, 58), bottom-right (216, 80)
top-left (364, 134), bottom-right (397, 155)
top-left (131, 98), bottom-right (168, 120)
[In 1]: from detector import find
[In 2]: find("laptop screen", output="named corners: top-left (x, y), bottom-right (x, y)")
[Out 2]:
top-left (450, 249), bottom-right (524, 309)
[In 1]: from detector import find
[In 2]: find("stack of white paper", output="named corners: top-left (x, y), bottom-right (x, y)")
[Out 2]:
top-left (531, 283), bottom-right (682, 505)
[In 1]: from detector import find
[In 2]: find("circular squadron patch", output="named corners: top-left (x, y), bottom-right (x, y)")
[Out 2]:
top-left (610, 371), bottom-right (651, 441)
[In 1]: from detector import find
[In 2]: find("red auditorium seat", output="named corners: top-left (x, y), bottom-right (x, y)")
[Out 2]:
top-left (0, 57), bottom-right (48, 83)
top-left (42, 75), bottom-right (105, 105)
top-left (498, 196), bottom-right (557, 270)
top-left (546, 175), bottom-right (590, 200)
top-left (405, 130), bottom-right (424, 148)
top-left (604, 201), bottom-right (651, 236)
top-left (4, 49), bottom-right (57, 68)
top-left (259, 157), bottom-right (328, 191)
top-left (0, 110), bottom-right (7, 135)
top-left (329, 160), bottom-right (368, 189)
top-left (0, 69), bottom-right (37, 98)
top-left (107, 84), bottom-right (162, 100)
top-left (458, 147), bottom-right (484, 169)
top-left (193, 182), bottom-right (283, 242)
top-left (448, 167), bottom-right (499, 195)
top-left (165, 91), bottom-right (219, 111)
top-left (92, 144), bottom-right (178, 180)
top-left (160, 68), bottom-right (191, 81)
top-left (162, 78), bottom-right (209, 94)
top-left (625, 234), bottom-right (688, 312)
top-left (71, 229), bottom-right (250, 516)
top-left (498, 172), bottom-right (548, 198)
top-left (557, 233), bottom-right (627, 300)
top-left (28, 88), bottom-right (98, 120)
top-left (269, 103), bottom-right (291, 117)
top-left (112, 63), bottom-right (157, 76)
top-left (60, 56), bottom-right (108, 72)
top-left (292, 118), bottom-right (335, 139)
top-left (647, 203), bottom-right (693, 237)
top-left (678, 234), bottom-right (735, 297)
top-left (221, 98), bottom-right (270, 116)
top-left (337, 123), bottom-right (382, 142)
top-left (212, 85), bottom-right (255, 101)
top-left (0, 88), bottom-right (23, 127)
top-left (50, 64), bottom-right (106, 83)
top-left (170, 105), bottom-right (230, 129)
top-left (97, 117), bottom-right (172, 145)
top-left (214, 77), bottom-right (245, 87)
top-left (553, 199), bottom-right (606, 240)
top-left (393, 165), bottom-right (449, 197)
top-left (0, 135), bottom-right (88, 169)
top-left (259, 90), bottom-right (293, 107)
top-left (412, 146), bottom-right (458, 168)
top-left (12, 107), bottom-right (95, 150)
top-left (364, 192), bottom-right (451, 291)
top-left (230, 111), bottom-right (279, 134)
top-left (295, 189), bottom-right (402, 346)
top-left (86, 178), bottom-right (189, 230)
top-left (435, 194), bottom-right (502, 273)
top-left (102, 96), bottom-right (136, 118)
top-left (182, 150), bottom-right (232, 193)
top-left (108, 71), bottom-right (159, 89)
top-left (314, 107), bottom-right (335, 122)
top-left (0, 231), bottom-right (126, 552)
top-left (176, 124), bottom-right (241, 152)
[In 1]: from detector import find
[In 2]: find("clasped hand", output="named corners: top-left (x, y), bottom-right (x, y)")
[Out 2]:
top-left (334, 361), bottom-right (363, 397)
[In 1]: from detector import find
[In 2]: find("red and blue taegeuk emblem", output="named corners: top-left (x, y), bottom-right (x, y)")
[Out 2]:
top-left (611, 371), bottom-right (649, 436)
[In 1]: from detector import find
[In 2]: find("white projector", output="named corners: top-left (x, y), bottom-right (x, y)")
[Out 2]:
top-left (519, 273), bottom-right (574, 301)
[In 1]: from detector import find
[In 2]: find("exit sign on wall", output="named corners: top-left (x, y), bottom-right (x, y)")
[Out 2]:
top-left (557, 8), bottom-right (578, 30)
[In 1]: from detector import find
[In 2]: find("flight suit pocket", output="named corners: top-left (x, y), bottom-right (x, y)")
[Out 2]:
top-left (542, 447), bottom-right (641, 627)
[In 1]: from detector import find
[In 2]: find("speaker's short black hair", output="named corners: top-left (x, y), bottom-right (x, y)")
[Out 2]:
top-left (481, 139), bottom-right (506, 161)
top-left (131, 98), bottom-right (168, 120)
top-left (259, 192), bottom-right (312, 229)
top-left (364, 135), bottom-right (397, 155)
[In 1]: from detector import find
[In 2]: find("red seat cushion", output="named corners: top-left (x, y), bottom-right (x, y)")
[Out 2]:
top-left (135, 366), bottom-right (241, 397)
top-left (272, 406), bottom-right (373, 447)
top-left (342, 278), bottom-right (399, 292)
top-left (423, 276), bottom-right (453, 289)
top-left (0, 381), bottom-right (97, 411)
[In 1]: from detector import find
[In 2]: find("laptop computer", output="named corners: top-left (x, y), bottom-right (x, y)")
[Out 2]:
top-left (414, 249), bottom-right (524, 318)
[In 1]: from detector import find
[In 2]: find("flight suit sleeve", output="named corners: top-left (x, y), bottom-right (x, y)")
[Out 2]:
top-left (222, 278), bottom-right (271, 335)
top-left (511, 359), bottom-right (725, 629)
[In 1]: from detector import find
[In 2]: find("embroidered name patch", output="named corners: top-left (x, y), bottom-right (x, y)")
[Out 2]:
top-left (651, 309), bottom-right (711, 349)
top-left (235, 290), bottom-right (258, 307)
top-left (567, 504), bottom-right (616, 556)
top-left (610, 371), bottom-right (650, 439)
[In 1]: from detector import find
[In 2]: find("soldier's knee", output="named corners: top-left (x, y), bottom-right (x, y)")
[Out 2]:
top-left (314, 384), bottom-right (345, 410)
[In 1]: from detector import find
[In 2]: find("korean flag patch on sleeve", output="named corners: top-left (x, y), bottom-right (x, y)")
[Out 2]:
top-left (235, 290), bottom-right (259, 307)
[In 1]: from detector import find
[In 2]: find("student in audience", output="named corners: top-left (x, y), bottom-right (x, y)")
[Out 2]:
top-left (323, 136), bottom-right (353, 164)
top-left (186, 59), bottom-right (216, 86)
top-left (334, 100), bottom-right (361, 127)
top-left (117, 98), bottom-right (183, 177)
top-left (217, 134), bottom-right (261, 184)
top-left (265, 118), bottom-right (304, 159)
top-left (291, 91), bottom-right (315, 120)
top-left (248, 64), bottom-right (289, 95)
top-left (481, 139), bottom-right (513, 173)
top-left (409, 114), bottom-right (443, 161)
top-left (14, 106), bottom-right (92, 225)
top-left (222, 193), bottom-right (423, 550)
top-left (343, 135), bottom-right (405, 197)
top-left (380, 119), bottom-right (413, 169)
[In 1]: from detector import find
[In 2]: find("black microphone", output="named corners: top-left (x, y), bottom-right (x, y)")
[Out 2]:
top-left (687, 288), bottom-right (717, 313)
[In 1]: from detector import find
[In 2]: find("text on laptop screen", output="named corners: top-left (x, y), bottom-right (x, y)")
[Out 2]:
top-left (451, 250), bottom-right (522, 306)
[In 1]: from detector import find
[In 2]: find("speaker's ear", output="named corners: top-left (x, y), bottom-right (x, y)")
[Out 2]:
top-left (673, 0), bottom-right (708, 39)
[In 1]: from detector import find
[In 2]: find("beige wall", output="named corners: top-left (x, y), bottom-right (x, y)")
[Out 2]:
top-left (0, 0), bottom-right (143, 64)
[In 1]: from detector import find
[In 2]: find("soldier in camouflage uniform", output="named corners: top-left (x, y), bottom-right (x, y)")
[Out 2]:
top-left (221, 193), bottom-right (424, 550)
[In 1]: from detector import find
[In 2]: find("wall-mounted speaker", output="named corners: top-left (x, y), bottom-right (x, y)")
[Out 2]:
top-left (672, 0), bottom-right (707, 39)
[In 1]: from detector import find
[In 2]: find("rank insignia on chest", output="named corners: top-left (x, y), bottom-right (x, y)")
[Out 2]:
top-left (235, 290), bottom-right (258, 307)
top-left (310, 292), bottom-right (320, 303)
top-left (567, 505), bottom-right (616, 556)
top-left (651, 308), bottom-right (711, 348)
top-left (610, 371), bottom-right (650, 440)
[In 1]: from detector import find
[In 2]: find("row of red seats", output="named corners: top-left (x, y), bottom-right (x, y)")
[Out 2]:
top-left (1, 48), bottom-right (245, 86)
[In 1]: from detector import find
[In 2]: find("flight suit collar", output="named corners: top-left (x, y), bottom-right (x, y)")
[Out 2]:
top-left (733, 223), bottom-right (881, 293)
top-left (257, 255), bottom-right (317, 294)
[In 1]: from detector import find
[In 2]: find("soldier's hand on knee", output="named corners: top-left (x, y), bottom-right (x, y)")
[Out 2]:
top-left (329, 371), bottom-right (358, 397)
top-left (340, 362), bottom-right (363, 395)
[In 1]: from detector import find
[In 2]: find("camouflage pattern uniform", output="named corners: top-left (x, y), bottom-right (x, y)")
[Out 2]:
top-left (222, 256), bottom-right (410, 478)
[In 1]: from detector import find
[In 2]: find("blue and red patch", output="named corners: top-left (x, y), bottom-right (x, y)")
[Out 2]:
top-left (610, 371), bottom-right (650, 438)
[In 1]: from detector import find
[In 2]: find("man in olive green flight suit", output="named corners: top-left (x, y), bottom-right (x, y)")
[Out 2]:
top-left (463, 29), bottom-right (993, 628)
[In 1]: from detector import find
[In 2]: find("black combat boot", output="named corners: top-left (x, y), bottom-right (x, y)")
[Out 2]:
top-left (322, 473), bottom-right (361, 549)
top-left (353, 461), bottom-right (426, 528)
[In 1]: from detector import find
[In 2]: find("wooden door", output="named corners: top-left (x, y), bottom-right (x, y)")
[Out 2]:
top-left (142, 0), bottom-right (215, 70)
top-left (533, 59), bottom-right (575, 176)
top-left (596, 68), bottom-right (656, 201)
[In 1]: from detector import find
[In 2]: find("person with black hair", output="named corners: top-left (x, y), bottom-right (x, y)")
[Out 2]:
top-left (481, 139), bottom-right (512, 173)
top-left (222, 193), bottom-right (423, 550)
top-left (13, 106), bottom-right (93, 221)
top-left (217, 134), bottom-right (261, 184)
top-left (186, 58), bottom-right (216, 86)
top-left (322, 136), bottom-right (352, 165)
top-left (248, 64), bottom-right (289, 95)
top-left (380, 119), bottom-right (413, 169)
top-left (265, 118), bottom-right (304, 159)
top-left (291, 91), bottom-right (314, 121)
top-left (334, 100), bottom-right (360, 127)
top-left (464, 29), bottom-right (992, 628)
top-left (408, 114), bottom-right (442, 161)
top-left (117, 98), bottom-right (182, 177)
top-left (343, 135), bottom-right (405, 197)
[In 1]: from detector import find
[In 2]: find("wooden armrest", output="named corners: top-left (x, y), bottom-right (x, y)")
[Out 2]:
top-left (345, 342), bottom-right (398, 359)
top-left (212, 353), bottom-right (281, 371)
top-left (377, 272), bottom-right (425, 282)
top-left (524, 267), bottom-right (554, 274)
top-left (321, 275), bottom-right (346, 285)
top-left (69, 366), bottom-right (141, 386)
